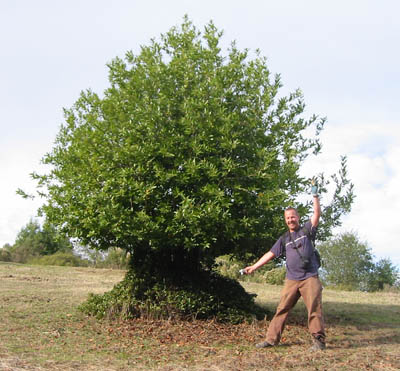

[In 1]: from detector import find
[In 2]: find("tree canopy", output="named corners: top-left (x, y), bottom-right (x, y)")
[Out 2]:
top-left (33, 19), bottom-right (353, 269)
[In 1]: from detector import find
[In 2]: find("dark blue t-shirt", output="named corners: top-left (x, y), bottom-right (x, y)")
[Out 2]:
top-left (270, 221), bottom-right (319, 281)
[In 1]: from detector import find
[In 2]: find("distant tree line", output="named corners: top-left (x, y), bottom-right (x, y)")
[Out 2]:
top-left (0, 220), bottom-right (129, 269)
top-left (0, 220), bottom-right (74, 264)
top-left (317, 231), bottom-right (399, 292)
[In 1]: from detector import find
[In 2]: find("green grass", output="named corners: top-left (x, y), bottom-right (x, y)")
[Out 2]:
top-left (1, 262), bottom-right (399, 370)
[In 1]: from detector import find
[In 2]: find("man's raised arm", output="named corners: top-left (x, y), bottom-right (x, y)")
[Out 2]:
top-left (311, 181), bottom-right (321, 227)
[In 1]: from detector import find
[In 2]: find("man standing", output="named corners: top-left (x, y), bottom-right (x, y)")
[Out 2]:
top-left (243, 184), bottom-right (325, 351)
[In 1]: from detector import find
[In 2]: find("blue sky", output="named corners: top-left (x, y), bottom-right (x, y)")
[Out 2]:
top-left (1, 0), bottom-right (399, 267)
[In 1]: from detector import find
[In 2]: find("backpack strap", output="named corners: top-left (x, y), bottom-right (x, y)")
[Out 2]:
top-left (302, 225), bottom-right (315, 248)
top-left (280, 231), bottom-right (290, 258)
top-left (302, 224), bottom-right (321, 268)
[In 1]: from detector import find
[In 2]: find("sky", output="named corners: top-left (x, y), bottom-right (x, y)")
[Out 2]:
top-left (1, 0), bottom-right (399, 267)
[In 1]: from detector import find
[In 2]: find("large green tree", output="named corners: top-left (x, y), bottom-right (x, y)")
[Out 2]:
top-left (30, 18), bottom-right (353, 321)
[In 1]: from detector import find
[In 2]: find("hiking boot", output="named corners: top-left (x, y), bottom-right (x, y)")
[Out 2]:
top-left (255, 341), bottom-right (274, 349)
top-left (310, 336), bottom-right (326, 351)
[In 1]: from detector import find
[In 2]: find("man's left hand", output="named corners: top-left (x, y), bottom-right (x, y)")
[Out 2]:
top-left (311, 178), bottom-right (318, 197)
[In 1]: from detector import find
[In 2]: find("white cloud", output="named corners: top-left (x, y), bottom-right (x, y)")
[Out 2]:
top-left (0, 141), bottom-right (47, 246)
top-left (309, 122), bottom-right (400, 267)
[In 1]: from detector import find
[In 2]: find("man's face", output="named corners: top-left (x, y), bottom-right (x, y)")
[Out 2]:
top-left (285, 209), bottom-right (300, 231)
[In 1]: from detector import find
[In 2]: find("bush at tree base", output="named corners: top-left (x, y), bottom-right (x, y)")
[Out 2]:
top-left (262, 267), bottom-right (286, 285)
top-left (79, 269), bottom-right (267, 324)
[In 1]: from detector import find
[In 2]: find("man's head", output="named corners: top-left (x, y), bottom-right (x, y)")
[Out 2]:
top-left (284, 207), bottom-right (300, 232)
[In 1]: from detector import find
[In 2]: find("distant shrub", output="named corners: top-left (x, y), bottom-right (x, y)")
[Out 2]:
top-left (215, 255), bottom-right (282, 284)
top-left (7, 244), bottom-right (38, 264)
top-left (74, 246), bottom-right (130, 269)
top-left (96, 248), bottom-right (130, 270)
top-left (0, 248), bottom-right (12, 262)
top-left (381, 283), bottom-right (400, 293)
top-left (215, 255), bottom-right (242, 280)
top-left (262, 267), bottom-right (286, 285)
top-left (29, 251), bottom-right (89, 267)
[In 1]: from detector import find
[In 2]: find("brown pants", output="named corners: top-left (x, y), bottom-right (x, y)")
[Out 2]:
top-left (266, 276), bottom-right (325, 345)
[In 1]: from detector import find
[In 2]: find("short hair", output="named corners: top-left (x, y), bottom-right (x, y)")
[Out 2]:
top-left (284, 207), bottom-right (299, 216)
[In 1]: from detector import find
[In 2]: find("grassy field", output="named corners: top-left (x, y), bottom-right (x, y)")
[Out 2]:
top-left (0, 262), bottom-right (399, 370)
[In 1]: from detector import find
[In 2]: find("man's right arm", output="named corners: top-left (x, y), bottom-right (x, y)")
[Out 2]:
top-left (244, 250), bottom-right (276, 274)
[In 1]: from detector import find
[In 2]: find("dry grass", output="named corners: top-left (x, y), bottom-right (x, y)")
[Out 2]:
top-left (0, 262), bottom-right (399, 370)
